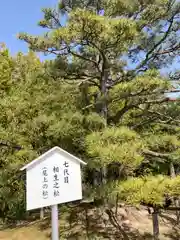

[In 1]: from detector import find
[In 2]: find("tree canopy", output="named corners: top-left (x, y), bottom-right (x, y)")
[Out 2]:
top-left (0, 0), bottom-right (180, 226)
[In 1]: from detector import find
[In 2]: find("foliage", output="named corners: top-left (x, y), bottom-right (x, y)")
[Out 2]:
top-left (0, 0), bottom-right (180, 222)
top-left (118, 175), bottom-right (180, 206)
top-left (86, 126), bottom-right (144, 169)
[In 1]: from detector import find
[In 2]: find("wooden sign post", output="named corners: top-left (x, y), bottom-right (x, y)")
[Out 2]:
top-left (20, 146), bottom-right (86, 240)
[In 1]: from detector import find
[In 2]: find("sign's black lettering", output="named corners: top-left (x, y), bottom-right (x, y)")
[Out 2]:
top-left (63, 161), bottom-right (69, 168)
top-left (53, 181), bottom-right (59, 189)
top-left (64, 169), bottom-right (69, 176)
top-left (53, 174), bottom-right (59, 181)
top-left (64, 176), bottom-right (69, 184)
top-left (42, 167), bottom-right (48, 176)
top-left (53, 166), bottom-right (59, 173)
top-left (54, 189), bottom-right (60, 197)
top-left (42, 190), bottom-right (48, 199)
top-left (42, 167), bottom-right (48, 199)
top-left (42, 184), bottom-right (48, 189)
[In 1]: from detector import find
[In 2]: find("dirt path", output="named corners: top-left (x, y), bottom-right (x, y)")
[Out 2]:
top-left (0, 207), bottom-right (179, 239)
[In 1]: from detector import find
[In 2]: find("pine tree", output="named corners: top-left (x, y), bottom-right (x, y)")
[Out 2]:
top-left (16, 0), bottom-right (180, 237)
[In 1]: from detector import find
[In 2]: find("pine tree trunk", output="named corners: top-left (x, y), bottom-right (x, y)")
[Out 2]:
top-left (99, 63), bottom-right (108, 185)
top-left (101, 166), bottom-right (108, 184)
top-left (79, 82), bottom-right (90, 114)
top-left (100, 67), bottom-right (108, 125)
top-left (170, 162), bottom-right (176, 178)
top-left (93, 170), bottom-right (100, 186)
top-left (152, 208), bottom-right (159, 240)
top-left (115, 193), bottom-right (119, 217)
top-left (85, 207), bottom-right (89, 238)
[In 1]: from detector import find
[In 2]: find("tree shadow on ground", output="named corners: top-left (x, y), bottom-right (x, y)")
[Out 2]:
top-left (0, 219), bottom-right (46, 231)
top-left (159, 212), bottom-right (177, 226)
top-left (63, 208), bottom-right (180, 240)
top-left (163, 227), bottom-right (180, 240)
top-left (0, 211), bottom-right (50, 231)
top-left (63, 223), bottom-right (154, 240)
top-left (59, 210), bottom-right (154, 240)
top-left (2, 208), bottom-right (180, 240)
top-left (38, 217), bottom-right (50, 231)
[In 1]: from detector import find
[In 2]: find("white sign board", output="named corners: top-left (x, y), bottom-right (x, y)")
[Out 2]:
top-left (20, 147), bottom-right (86, 211)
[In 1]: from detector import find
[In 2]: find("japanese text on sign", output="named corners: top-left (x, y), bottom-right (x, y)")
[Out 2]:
top-left (42, 167), bottom-right (48, 199)
top-left (63, 161), bottom-right (69, 184)
top-left (53, 166), bottom-right (60, 197)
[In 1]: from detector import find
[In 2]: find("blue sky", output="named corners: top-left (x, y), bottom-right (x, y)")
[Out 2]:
top-left (0, 0), bottom-right (57, 55)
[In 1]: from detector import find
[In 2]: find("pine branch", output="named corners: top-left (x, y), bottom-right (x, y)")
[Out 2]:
top-left (142, 202), bottom-right (180, 211)
top-left (69, 49), bottom-right (99, 68)
top-left (136, 13), bottom-right (176, 71)
top-left (63, 72), bottom-right (101, 88)
top-left (143, 149), bottom-right (170, 159)
top-left (108, 101), bottom-right (134, 124)
top-left (144, 98), bottom-right (170, 104)
top-left (0, 142), bottom-right (22, 150)
top-left (132, 116), bottom-right (158, 129)
top-left (138, 107), bottom-right (180, 125)
top-left (78, 78), bottom-right (100, 89)
top-left (156, 43), bottom-right (180, 56)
